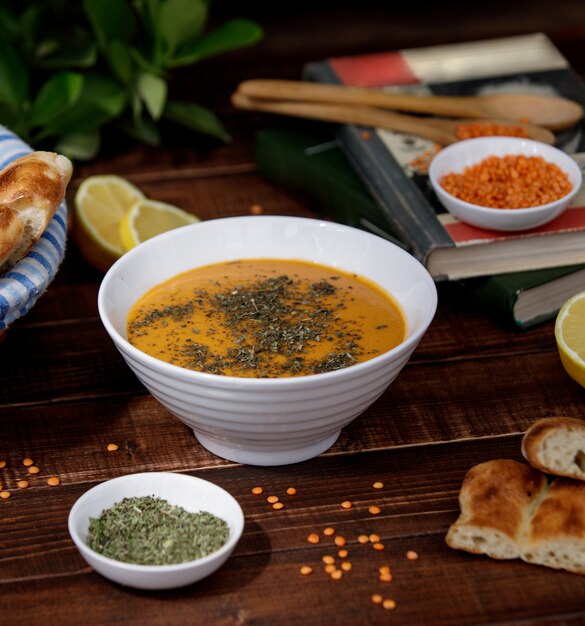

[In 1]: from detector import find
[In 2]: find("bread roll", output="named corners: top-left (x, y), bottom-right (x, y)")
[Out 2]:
top-left (0, 151), bottom-right (73, 268)
top-left (521, 416), bottom-right (585, 481)
top-left (523, 478), bottom-right (585, 574)
top-left (0, 206), bottom-right (24, 267)
top-left (445, 459), bottom-right (548, 560)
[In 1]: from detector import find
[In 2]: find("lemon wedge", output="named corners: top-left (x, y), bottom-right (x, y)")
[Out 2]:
top-left (73, 175), bottom-right (145, 272)
top-left (555, 290), bottom-right (585, 388)
top-left (119, 199), bottom-right (200, 251)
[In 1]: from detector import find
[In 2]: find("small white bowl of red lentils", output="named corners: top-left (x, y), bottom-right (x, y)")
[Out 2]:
top-left (429, 137), bottom-right (582, 231)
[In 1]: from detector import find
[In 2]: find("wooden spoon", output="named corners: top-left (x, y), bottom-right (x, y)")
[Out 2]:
top-left (237, 79), bottom-right (583, 131)
top-left (231, 92), bottom-right (556, 145)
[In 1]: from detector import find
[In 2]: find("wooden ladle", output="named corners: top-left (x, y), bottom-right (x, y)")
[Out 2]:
top-left (236, 79), bottom-right (584, 131)
top-left (231, 92), bottom-right (556, 146)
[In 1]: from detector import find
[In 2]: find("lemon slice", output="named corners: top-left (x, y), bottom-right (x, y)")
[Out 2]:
top-left (73, 175), bottom-right (145, 272)
top-left (119, 199), bottom-right (200, 251)
top-left (555, 290), bottom-right (585, 388)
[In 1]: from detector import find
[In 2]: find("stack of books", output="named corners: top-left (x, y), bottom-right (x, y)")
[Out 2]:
top-left (255, 33), bottom-right (585, 329)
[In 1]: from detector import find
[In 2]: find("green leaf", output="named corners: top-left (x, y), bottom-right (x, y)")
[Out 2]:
top-left (0, 6), bottom-right (19, 39)
top-left (38, 72), bottom-right (127, 138)
top-left (137, 72), bottom-right (167, 120)
top-left (107, 40), bottom-right (134, 84)
top-left (159, 0), bottom-right (207, 60)
top-left (55, 130), bottom-right (101, 161)
top-left (168, 18), bottom-right (263, 68)
top-left (20, 5), bottom-right (42, 56)
top-left (0, 38), bottom-right (28, 106)
top-left (29, 72), bottom-right (84, 128)
top-left (116, 112), bottom-right (160, 145)
top-left (83, 0), bottom-right (134, 47)
top-left (36, 27), bottom-right (97, 69)
top-left (164, 100), bottom-right (230, 142)
top-left (128, 46), bottom-right (166, 76)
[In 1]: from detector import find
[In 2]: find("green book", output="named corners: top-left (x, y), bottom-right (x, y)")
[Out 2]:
top-left (255, 127), bottom-right (585, 330)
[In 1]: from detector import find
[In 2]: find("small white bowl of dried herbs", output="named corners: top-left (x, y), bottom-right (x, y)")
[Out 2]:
top-left (68, 472), bottom-right (244, 590)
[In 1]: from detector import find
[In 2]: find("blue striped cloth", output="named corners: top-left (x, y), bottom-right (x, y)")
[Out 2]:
top-left (0, 126), bottom-right (68, 331)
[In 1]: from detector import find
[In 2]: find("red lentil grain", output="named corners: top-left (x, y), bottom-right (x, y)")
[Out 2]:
top-left (372, 481), bottom-right (384, 489)
top-left (357, 534), bottom-right (369, 544)
top-left (267, 495), bottom-right (279, 504)
top-left (341, 561), bottom-right (352, 572)
top-left (272, 502), bottom-right (284, 510)
top-left (323, 527), bottom-right (335, 536)
top-left (17, 480), bottom-right (28, 489)
top-left (372, 542), bottom-right (385, 551)
top-left (382, 598), bottom-right (397, 610)
top-left (28, 466), bottom-right (40, 475)
top-left (249, 204), bottom-right (263, 215)
top-left (307, 533), bottom-right (320, 544)
top-left (369, 534), bottom-right (380, 543)
top-left (371, 594), bottom-right (383, 605)
top-left (251, 486), bottom-right (263, 495)
top-left (341, 500), bottom-right (352, 509)
top-left (324, 564), bottom-right (336, 574)
top-left (106, 443), bottom-right (119, 452)
top-left (338, 549), bottom-right (349, 558)
top-left (334, 535), bottom-right (347, 547)
top-left (368, 505), bottom-right (381, 515)
top-left (330, 569), bottom-right (343, 580)
top-left (0, 461), bottom-right (6, 468)
top-left (406, 550), bottom-right (419, 561)
top-left (286, 487), bottom-right (297, 496)
top-left (0, 491), bottom-right (10, 499)
top-left (23, 458), bottom-right (33, 467)
top-left (300, 565), bottom-right (313, 576)
top-left (440, 154), bottom-right (572, 209)
top-left (322, 555), bottom-right (335, 565)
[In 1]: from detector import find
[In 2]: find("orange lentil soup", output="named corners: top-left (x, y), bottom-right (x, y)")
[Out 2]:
top-left (127, 259), bottom-right (406, 378)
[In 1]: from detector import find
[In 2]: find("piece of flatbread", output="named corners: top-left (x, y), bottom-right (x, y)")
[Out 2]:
top-left (522, 416), bottom-right (585, 481)
top-left (445, 459), bottom-right (548, 560)
top-left (0, 151), bottom-right (73, 269)
top-left (446, 458), bottom-right (585, 575)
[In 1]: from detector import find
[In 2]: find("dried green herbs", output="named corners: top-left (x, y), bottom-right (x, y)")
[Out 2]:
top-left (86, 496), bottom-right (229, 565)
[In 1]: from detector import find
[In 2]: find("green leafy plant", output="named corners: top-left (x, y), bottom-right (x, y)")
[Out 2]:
top-left (0, 0), bottom-right (262, 159)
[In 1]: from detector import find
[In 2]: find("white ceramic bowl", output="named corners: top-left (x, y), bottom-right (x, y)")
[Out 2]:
top-left (428, 137), bottom-right (582, 231)
top-left (68, 472), bottom-right (244, 590)
top-left (98, 216), bottom-right (437, 466)
top-left (0, 125), bottom-right (68, 333)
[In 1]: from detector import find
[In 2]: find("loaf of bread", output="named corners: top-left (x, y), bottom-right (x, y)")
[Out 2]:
top-left (521, 416), bottom-right (585, 481)
top-left (446, 459), bottom-right (585, 574)
top-left (0, 151), bottom-right (73, 269)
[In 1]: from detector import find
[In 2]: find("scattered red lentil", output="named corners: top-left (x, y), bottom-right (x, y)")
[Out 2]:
top-left (22, 458), bottom-right (34, 466)
top-left (341, 561), bottom-right (352, 572)
top-left (379, 565), bottom-right (391, 575)
top-left (340, 500), bottom-right (352, 509)
top-left (338, 549), bottom-right (349, 558)
top-left (251, 486), bottom-right (263, 495)
top-left (372, 481), bottom-right (384, 489)
top-left (440, 154), bottom-right (573, 209)
top-left (409, 145), bottom-right (441, 174)
top-left (106, 443), bottom-right (119, 452)
top-left (0, 461), bottom-right (6, 468)
top-left (0, 491), bottom-right (10, 499)
top-left (369, 533), bottom-right (380, 543)
top-left (267, 495), bottom-right (279, 504)
top-left (28, 466), bottom-right (40, 475)
top-left (382, 598), bottom-right (397, 610)
top-left (47, 477), bottom-right (60, 487)
top-left (379, 571), bottom-right (393, 582)
top-left (368, 505), bottom-right (381, 515)
top-left (286, 487), bottom-right (297, 496)
top-left (360, 130), bottom-right (372, 140)
top-left (357, 534), bottom-right (369, 544)
top-left (334, 535), bottom-right (347, 547)
top-left (323, 527), bottom-right (335, 536)
top-left (371, 594), bottom-right (383, 605)
top-left (372, 542), bottom-right (385, 551)
top-left (17, 480), bottom-right (29, 489)
top-left (324, 564), bottom-right (336, 574)
top-left (249, 204), bottom-right (263, 215)
top-left (455, 121), bottom-right (529, 140)
top-left (307, 533), bottom-right (320, 544)
top-left (299, 565), bottom-right (313, 576)
top-left (272, 502), bottom-right (284, 510)
top-left (406, 550), bottom-right (419, 561)
top-left (322, 555), bottom-right (335, 565)
top-left (330, 569), bottom-right (343, 580)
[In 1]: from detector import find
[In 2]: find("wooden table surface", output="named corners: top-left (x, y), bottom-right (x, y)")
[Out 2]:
top-left (2, 3), bottom-right (585, 625)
